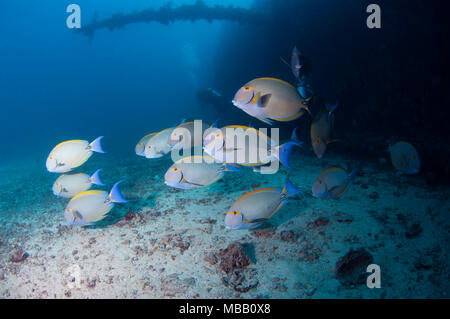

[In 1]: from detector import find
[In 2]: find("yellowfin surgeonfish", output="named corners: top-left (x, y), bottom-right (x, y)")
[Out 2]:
top-left (64, 181), bottom-right (127, 226)
top-left (52, 169), bottom-right (104, 198)
top-left (232, 78), bottom-right (311, 125)
top-left (387, 141), bottom-right (420, 175)
top-left (203, 125), bottom-right (301, 171)
top-left (225, 177), bottom-right (301, 230)
top-left (144, 127), bottom-right (176, 159)
top-left (310, 102), bottom-right (339, 159)
top-left (135, 133), bottom-right (157, 156)
top-left (312, 167), bottom-right (358, 199)
top-left (168, 120), bottom-right (211, 150)
top-left (46, 137), bottom-right (104, 173)
top-left (164, 155), bottom-right (240, 189)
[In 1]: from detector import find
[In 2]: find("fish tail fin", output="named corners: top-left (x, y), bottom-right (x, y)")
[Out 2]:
top-left (282, 176), bottom-right (302, 197)
top-left (291, 127), bottom-right (300, 144)
top-left (349, 168), bottom-right (359, 183)
top-left (173, 118), bottom-right (187, 127)
top-left (274, 141), bottom-right (302, 169)
top-left (325, 101), bottom-right (339, 114)
top-left (90, 169), bottom-right (105, 186)
top-left (223, 163), bottom-right (240, 172)
top-left (89, 136), bottom-right (105, 153)
top-left (109, 181), bottom-right (128, 203)
top-left (210, 119), bottom-right (219, 129)
top-left (303, 104), bottom-right (313, 117)
top-left (280, 56), bottom-right (291, 68)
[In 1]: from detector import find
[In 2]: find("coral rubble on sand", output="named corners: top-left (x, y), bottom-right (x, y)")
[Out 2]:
top-left (0, 152), bottom-right (449, 298)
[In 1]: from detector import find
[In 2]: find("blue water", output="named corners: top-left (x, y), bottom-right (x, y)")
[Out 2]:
top-left (0, 0), bottom-right (448, 299)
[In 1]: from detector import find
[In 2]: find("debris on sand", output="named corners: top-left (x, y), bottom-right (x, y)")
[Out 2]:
top-left (405, 222), bottom-right (423, 239)
top-left (216, 242), bottom-right (258, 293)
top-left (10, 248), bottom-right (29, 263)
top-left (280, 230), bottom-right (300, 242)
top-left (218, 243), bottom-right (251, 273)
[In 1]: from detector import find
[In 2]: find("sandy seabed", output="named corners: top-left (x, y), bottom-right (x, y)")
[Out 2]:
top-left (0, 150), bottom-right (448, 299)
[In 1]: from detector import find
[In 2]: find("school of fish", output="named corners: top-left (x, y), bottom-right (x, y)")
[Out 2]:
top-left (45, 46), bottom-right (421, 229)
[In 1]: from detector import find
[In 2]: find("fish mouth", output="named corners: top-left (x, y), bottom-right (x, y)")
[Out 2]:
top-left (46, 158), bottom-right (58, 172)
top-left (232, 100), bottom-right (242, 108)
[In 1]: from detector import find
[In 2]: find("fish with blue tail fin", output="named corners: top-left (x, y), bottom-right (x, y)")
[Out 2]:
top-left (225, 177), bottom-right (302, 230)
top-left (164, 155), bottom-right (239, 189)
top-left (53, 169), bottom-right (105, 198)
top-left (64, 181), bottom-right (128, 226)
top-left (312, 167), bottom-right (358, 199)
top-left (203, 125), bottom-right (301, 172)
top-left (46, 136), bottom-right (105, 173)
top-left (232, 78), bottom-right (311, 125)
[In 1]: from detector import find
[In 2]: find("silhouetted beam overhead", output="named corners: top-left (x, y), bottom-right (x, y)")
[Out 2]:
top-left (74, 1), bottom-right (264, 40)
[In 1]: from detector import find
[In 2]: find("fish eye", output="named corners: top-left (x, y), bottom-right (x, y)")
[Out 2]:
top-left (49, 156), bottom-right (54, 159)
top-left (171, 167), bottom-right (180, 172)
top-left (147, 145), bottom-right (152, 149)
top-left (243, 86), bottom-right (252, 91)
top-left (318, 180), bottom-right (323, 184)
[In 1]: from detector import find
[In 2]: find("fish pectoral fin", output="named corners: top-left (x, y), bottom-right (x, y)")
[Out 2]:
top-left (243, 218), bottom-right (268, 224)
top-left (257, 116), bottom-right (274, 125)
top-left (73, 210), bottom-right (83, 221)
top-left (181, 178), bottom-right (204, 187)
top-left (259, 94), bottom-right (272, 108)
top-left (326, 139), bottom-right (340, 145)
top-left (223, 147), bottom-right (240, 152)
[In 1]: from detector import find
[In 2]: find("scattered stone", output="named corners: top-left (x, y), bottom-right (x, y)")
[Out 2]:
top-left (314, 217), bottom-right (329, 227)
top-left (204, 253), bottom-right (218, 266)
top-left (414, 255), bottom-right (433, 270)
top-left (216, 243), bottom-right (258, 293)
top-left (405, 223), bottom-right (423, 239)
top-left (335, 212), bottom-right (354, 224)
top-left (64, 290), bottom-right (72, 297)
top-left (218, 243), bottom-right (251, 274)
top-left (250, 227), bottom-right (275, 238)
top-left (369, 192), bottom-right (379, 201)
top-left (335, 248), bottom-right (373, 286)
top-left (88, 237), bottom-right (96, 245)
top-left (279, 230), bottom-right (300, 242)
top-left (222, 268), bottom-right (259, 293)
top-left (10, 249), bottom-right (29, 263)
top-left (87, 277), bottom-right (97, 288)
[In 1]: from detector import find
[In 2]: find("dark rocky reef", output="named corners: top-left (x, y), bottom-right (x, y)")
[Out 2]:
top-left (208, 242), bottom-right (259, 293)
top-left (335, 248), bottom-right (374, 286)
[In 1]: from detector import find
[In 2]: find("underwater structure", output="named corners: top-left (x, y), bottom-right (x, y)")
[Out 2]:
top-left (74, 0), bottom-right (264, 40)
